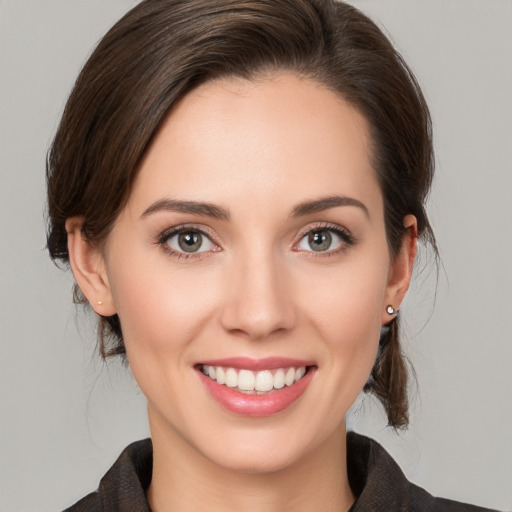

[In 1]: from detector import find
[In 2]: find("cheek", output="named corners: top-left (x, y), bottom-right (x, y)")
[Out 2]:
top-left (106, 253), bottom-right (223, 358)
top-left (106, 258), bottom-right (227, 415)
top-left (297, 255), bottom-right (389, 336)
top-left (294, 253), bottom-right (389, 386)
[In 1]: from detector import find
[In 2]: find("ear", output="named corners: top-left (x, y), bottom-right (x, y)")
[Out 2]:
top-left (65, 217), bottom-right (117, 316)
top-left (382, 214), bottom-right (418, 324)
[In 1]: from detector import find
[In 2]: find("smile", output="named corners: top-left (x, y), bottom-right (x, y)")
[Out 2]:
top-left (201, 365), bottom-right (307, 394)
top-left (196, 358), bottom-right (316, 417)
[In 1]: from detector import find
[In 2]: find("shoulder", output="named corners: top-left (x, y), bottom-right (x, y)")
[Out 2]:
top-left (63, 434), bottom-right (502, 512)
top-left (347, 431), bottom-right (502, 512)
top-left (62, 439), bottom-right (153, 512)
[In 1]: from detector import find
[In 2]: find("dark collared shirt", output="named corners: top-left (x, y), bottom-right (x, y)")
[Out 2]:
top-left (64, 432), bottom-right (500, 511)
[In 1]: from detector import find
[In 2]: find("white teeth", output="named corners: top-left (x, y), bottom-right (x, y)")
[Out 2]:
top-left (273, 369), bottom-right (285, 389)
top-left (201, 364), bottom-right (308, 392)
top-left (285, 368), bottom-right (295, 386)
top-left (255, 370), bottom-right (273, 392)
top-left (238, 369), bottom-right (256, 391)
top-left (225, 368), bottom-right (238, 388)
top-left (216, 366), bottom-right (226, 385)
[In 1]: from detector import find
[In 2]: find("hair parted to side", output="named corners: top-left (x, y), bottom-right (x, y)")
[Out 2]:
top-left (46, 0), bottom-right (437, 428)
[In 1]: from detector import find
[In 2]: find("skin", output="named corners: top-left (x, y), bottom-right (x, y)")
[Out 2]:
top-left (67, 73), bottom-right (417, 512)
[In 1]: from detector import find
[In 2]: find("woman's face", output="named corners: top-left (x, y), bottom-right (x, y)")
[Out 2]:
top-left (91, 74), bottom-right (413, 472)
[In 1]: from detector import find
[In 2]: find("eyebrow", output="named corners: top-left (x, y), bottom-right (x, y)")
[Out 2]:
top-left (141, 194), bottom-right (368, 221)
top-left (290, 195), bottom-right (369, 218)
top-left (141, 199), bottom-right (230, 220)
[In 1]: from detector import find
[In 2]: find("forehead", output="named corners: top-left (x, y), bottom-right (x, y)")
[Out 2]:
top-left (130, 73), bottom-right (381, 218)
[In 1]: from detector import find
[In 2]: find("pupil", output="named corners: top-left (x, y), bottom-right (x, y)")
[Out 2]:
top-left (308, 230), bottom-right (331, 251)
top-left (178, 232), bottom-right (202, 252)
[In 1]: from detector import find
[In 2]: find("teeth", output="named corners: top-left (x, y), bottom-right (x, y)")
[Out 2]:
top-left (201, 365), bottom-right (308, 392)
top-left (225, 368), bottom-right (238, 388)
top-left (285, 368), bottom-right (295, 386)
top-left (255, 370), bottom-right (273, 392)
top-left (273, 369), bottom-right (285, 389)
top-left (216, 366), bottom-right (226, 385)
top-left (238, 369), bottom-right (255, 391)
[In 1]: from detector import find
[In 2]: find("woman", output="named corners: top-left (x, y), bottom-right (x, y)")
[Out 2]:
top-left (44, 0), bottom-right (503, 511)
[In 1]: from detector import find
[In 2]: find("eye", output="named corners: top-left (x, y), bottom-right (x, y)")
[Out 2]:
top-left (296, 226), bottom-right (353, 253)
top-left (164, 229), bottom-right (217, 255)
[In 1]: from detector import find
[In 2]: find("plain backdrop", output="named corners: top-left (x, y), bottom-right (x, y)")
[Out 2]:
top-left (0, 1), bottom-right (511, 511)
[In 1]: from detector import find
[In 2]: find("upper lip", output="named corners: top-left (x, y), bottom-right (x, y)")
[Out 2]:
top-left (197, 357), bottom-right (315, 371)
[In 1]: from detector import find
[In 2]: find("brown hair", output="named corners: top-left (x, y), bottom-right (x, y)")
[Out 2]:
top-left (47, 0), bottom-right (436, 428)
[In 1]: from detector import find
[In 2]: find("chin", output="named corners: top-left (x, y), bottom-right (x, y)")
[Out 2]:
top-left (204, 442), bottom-right (305, 475)
top-left (194, 418), bottom-right (343, 475)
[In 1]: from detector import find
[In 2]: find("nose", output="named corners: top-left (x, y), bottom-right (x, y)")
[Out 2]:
top-left (219, 249), bottom-right (296, 341)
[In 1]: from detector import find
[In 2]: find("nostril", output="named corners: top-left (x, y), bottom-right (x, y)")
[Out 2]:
top-left (219, 305), bottom-right (296, 341)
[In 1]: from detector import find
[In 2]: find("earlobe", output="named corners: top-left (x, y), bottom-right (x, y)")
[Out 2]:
top-left (65, 217), bottom-right (116, 316)
top-left (382, 215), bottom-right (418, 323)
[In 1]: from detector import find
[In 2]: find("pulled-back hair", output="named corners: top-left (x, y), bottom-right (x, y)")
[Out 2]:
top-left (47, 0), bottom-right (436, 428)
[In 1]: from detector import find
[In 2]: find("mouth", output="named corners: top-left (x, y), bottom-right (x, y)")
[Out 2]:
top-left (199, 364), bottom-right (309, 394)
top-left (195, 358), bottom-right (316, 416)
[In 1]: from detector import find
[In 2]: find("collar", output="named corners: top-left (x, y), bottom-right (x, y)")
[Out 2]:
top-left (73, 431), bottom-right (492, 511)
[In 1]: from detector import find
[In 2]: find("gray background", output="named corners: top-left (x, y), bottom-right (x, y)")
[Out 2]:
top-left (1, 1), bottom-right (511, 511)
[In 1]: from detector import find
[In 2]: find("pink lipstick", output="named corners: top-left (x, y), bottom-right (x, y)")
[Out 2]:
top-left (196, 357), bottom-right (316, 417)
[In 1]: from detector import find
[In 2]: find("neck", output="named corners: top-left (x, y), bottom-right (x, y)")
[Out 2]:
top-left (147, 414), bottom-right (354, 512)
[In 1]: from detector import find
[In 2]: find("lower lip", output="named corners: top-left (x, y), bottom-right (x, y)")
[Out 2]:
top-left (198, 368), bottom-right (315, 417)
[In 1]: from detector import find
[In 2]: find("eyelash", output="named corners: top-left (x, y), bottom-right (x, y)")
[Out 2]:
top-left (156, 224), bottom-right (220, 260)
top-left (155, 222), bottom-right (356, 260)
top-left (294, 222), bottom-right (356, 258)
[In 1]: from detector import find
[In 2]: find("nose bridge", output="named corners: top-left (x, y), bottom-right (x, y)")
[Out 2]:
top-left (220, 243), bottom-right (295, 340)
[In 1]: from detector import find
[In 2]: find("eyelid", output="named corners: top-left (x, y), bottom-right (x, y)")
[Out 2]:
top-left (156, 223), bottom-right (222, 258)
top-left (293, 222), bottom-right (356, 254)
top-left (154, 221), bottom-right (355, 259)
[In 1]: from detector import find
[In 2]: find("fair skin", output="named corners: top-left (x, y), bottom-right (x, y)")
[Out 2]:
top-left (66, 73), bottom-right (417, 512)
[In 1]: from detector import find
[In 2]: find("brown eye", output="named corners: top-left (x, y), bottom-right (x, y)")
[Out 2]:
top-left (307, 230), bottom-right (332, 252)
top-left (178, 231), bottom-right (203, 252)
top-left (297, 226), bottom-right (351, 254)
top-left (165, 229), bottom-right (216, 254)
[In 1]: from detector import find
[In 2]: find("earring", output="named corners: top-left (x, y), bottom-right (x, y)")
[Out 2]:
top-left (97, 301), bottom-right (103, 305)
top-left (386, 305), bottom-right (398, 315)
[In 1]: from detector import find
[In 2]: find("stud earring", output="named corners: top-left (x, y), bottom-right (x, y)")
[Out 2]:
top-left (386, 305), bottom-right (398, 315)
top-left (97, 301), bottom-right (103, 305)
